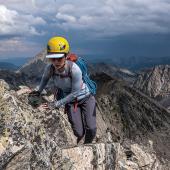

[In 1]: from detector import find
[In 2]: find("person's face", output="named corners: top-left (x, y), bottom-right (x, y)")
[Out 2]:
top-left (49, 56), bottom-right (66, 69)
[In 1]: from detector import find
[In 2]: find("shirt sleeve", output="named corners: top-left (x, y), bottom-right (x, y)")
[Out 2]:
top-left (38, 64), bottom-right (53, 93)
top-left (54, 63), bottom-right (89, 107)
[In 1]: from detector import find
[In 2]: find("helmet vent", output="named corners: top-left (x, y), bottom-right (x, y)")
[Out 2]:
top-left (59, 43), bottom-right (66, 51)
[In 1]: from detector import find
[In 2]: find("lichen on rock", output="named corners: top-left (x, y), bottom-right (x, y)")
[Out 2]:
top-left (0, 78), bottom-right (169, 169)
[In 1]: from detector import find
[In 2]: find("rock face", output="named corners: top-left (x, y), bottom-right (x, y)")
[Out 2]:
top-left (0, 79), bottom-right (75, 169)
top-left (0, 71), bottom-right (170, 169)
top-left (58, 143), bottom-right (162, 170)
top-left (133, 65), bottom-right (170, 100)
top-left (94, 73), bottom-right (170, 164)
top-left (0, 70), bottom-right (27, 90)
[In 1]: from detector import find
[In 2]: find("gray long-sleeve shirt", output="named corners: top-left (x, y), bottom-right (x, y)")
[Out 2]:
top-left (38, 60), bottom-right (90, 107)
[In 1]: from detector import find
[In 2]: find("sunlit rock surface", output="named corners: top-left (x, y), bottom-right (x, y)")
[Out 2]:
top-left (0, 79), bottom-right (75, 169)
top-left (0, 74), bottom-right (170, 169)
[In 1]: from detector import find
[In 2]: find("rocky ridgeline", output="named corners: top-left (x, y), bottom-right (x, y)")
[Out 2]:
top-left (133, 65), bottom-right (170, 100)
top-left (0, 77), bottom-right (169, 169)
top-left (17, 50), bottom-right (137, 85)
top-left (88, 63), bottom-right (136, 83)
top-left (0, 52), bottom-right (170, 169)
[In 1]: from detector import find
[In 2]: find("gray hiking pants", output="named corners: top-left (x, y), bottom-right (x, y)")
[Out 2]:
top-left (65, 94), bottom-right (96, 144)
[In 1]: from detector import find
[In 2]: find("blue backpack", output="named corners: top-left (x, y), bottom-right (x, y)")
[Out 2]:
top-left (67, 53), bottom-right (97, 95)
top-left (52, 53), bottom-right (97, 100)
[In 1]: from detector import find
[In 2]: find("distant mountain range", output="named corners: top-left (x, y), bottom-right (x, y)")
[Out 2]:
top-left (0, 62), bottom-right (18, 70)
top-left (81, 54), bottom-right (170, 71)
top-left (0, 57), bottom-right (29, 70)
top-left (1, 55), bottom-right (170, 71)
top-left (102, 56), bottom-right (170, 71)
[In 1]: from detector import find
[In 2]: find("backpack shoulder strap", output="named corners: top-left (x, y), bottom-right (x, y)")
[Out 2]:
top-left (67, 60), bottom-right (73, 78)
top-left (50, 64), bottom-right (55, 77)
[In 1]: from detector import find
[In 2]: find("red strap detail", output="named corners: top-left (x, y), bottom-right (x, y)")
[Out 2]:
top-left (73, 99), bottom-right (78, 112)
top-left (73, 82), bottom-right (83, 112)
top-left (67, 53), bottom-right (78, 62)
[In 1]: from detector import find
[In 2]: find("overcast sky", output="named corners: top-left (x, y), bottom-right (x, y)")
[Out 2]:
top-left (0, 0), bottom-right (170, 59)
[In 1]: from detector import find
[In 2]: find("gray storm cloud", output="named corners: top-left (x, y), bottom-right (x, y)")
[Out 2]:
top-left (0, 0), bottom-right (170, 55)
top-left (0, 5), bottom-right (46, 36)
top-left (1, 0), bottom-right (170, 36)
top-left (55, 0), bottom-right (170, 36)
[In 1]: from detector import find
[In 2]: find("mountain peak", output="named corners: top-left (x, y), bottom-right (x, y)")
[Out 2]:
top-left (133, 64), bottom-right (170, 100)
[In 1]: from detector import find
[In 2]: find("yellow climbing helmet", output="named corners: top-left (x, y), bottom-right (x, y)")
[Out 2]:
top-left (46, 36), bottom-right (70, 58)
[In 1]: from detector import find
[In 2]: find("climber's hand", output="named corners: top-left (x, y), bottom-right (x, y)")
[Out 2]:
top-left (41, 102), bottom-right (59, 110)
top-left (28, 90), bottom-right (42, 107)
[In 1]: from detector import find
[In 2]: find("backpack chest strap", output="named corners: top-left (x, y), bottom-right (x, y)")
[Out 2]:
top-left (54, 73), bottom-right (71, 78)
